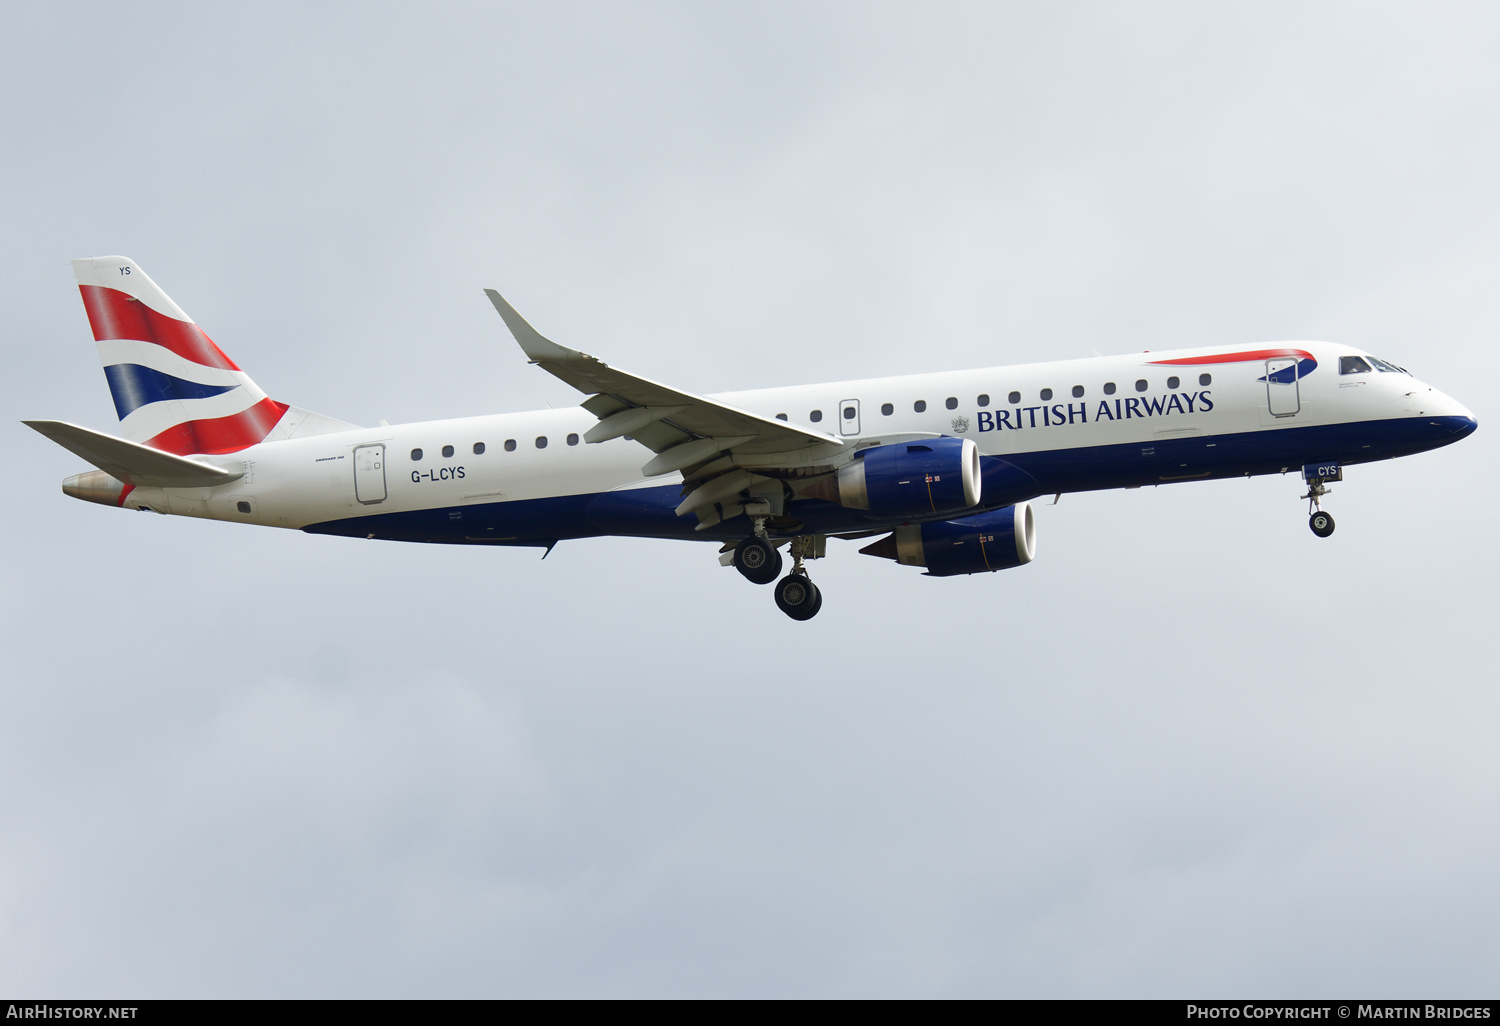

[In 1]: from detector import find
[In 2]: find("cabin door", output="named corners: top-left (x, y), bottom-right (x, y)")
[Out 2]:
top-left (1265, 358), bottom-right (1301, 418)
top-left (354, 444), bottom-right (387, 504)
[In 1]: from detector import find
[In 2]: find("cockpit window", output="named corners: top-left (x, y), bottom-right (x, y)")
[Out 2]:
top-left (1370, 357), bottom-right (1408, 374)
top-left (1340, 356), bottom-right (1373, 375)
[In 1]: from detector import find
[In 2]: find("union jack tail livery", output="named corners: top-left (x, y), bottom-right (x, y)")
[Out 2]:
top-left (72, 256), bottom-right (351, 454)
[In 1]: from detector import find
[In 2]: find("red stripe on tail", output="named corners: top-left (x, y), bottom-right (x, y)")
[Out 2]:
top-left (79, 285), bottom-right (241, 371)
top-left (145, 397), bottom-right (290, 455)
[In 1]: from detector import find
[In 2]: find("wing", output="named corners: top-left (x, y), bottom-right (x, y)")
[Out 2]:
top-left (486, 291), bottom-right (854, 528)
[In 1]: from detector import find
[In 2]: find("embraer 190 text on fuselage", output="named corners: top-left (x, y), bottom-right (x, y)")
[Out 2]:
top-left (26, 256), bottom-right (1478, 620)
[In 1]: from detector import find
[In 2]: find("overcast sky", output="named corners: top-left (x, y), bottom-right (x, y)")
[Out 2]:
top-left (2, 1), bottom-right (1497, 998)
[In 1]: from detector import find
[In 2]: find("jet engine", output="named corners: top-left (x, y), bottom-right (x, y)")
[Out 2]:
top-left (860, 502), bottom-right (1036, 577)
top-left (808, 437), bottom-right (981, 517)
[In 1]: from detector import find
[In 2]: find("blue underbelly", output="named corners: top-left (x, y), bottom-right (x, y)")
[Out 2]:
top-left (300, 416), bottom-right (1475, 545)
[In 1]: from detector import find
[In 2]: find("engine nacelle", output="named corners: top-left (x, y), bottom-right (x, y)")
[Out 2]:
top-left (818, 437), bottom-right (981, 517)
top-left (860, 503), bottom-right (1036, 577)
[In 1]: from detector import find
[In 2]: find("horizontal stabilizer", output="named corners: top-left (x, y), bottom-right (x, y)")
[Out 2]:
top-left (23, 420), bottom-right (243, 488)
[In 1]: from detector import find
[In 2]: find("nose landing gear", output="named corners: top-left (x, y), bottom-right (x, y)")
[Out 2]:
top-left (1301, 462), bottom-right (1342, 538)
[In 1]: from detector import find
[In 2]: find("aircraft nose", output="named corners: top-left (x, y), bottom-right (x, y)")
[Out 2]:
top-left (1437, 391), bottom-right (1476, 429)
top-left (1422, 387), bottom-right (1477, 439)
top-left (1407, 380), bottom-right (1476, 421)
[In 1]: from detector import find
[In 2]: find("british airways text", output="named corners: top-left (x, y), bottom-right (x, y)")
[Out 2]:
top-left (978, 391), bottom-right (1213, 432)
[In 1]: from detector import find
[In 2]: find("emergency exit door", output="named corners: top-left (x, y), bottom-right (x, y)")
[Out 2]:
top-left (1265, 358), bottom-right (1301, 417)
top-left (839, 398), bottom-right (861, 436)
top-left (354, 444), bottom-right (387, 504)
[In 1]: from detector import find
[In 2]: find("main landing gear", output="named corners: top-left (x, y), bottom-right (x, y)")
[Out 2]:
top-left (733, 535), bottom-right (782, 584)
top-left (1301, 462), bottom-right (1342, 538)
top-left (774, 571), bottom-right (821, 621)
top-left (732, 523), bottom-right (824, 620)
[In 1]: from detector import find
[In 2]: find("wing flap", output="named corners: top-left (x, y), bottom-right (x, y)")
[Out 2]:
top-left (631, 420), bottom-right (692, 452)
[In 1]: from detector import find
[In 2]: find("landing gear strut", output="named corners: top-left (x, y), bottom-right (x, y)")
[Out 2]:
top-left (774, 535), bottom-right (822, 621)
top-left (1301, 462), bottom-right (1341, 538)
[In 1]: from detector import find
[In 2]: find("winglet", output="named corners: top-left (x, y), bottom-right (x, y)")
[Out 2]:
top-left (484, 290), bottom-right (590, 365)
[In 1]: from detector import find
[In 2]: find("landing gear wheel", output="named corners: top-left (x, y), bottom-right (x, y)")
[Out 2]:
top-left (804, 582), bottom-right (823, 619)
top-left (734, 536), bottom-right (782, 584)
top-left (1309, 511), bottom-right (1336, 538)
top-left (775, 573), bottom-right (822, 620)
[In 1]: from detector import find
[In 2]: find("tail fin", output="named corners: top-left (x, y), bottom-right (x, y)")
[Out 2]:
top-left (72, 256), bottom-right (355, 455)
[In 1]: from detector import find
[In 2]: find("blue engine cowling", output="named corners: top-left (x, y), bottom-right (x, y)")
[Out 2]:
top-left (860, 502), bottom-right (1036, 576)
top-left (830, 437), bottom-right (981, 517)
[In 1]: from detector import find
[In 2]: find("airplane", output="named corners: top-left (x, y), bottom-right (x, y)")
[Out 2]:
top-left (26, 256), bottom-right (1478, 621)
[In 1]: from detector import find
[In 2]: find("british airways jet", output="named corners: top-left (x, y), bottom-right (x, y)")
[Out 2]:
top-left (27, 256), bottom-right (1478, 620)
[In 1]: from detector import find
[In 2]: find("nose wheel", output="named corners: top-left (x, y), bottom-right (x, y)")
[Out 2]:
top-left (1300, 462), bottom-right (1342, 539)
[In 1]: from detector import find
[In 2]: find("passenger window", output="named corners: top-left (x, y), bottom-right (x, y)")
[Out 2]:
top-left (473, 442), bottom-right (485, 455)
top-left (567, 433), bottom-right (579, 446)
top-left (945, 397), bottom-right (958, 410)
top-left (441, 444), bottom-right (454, 458)
top-left (1166, 376), bottom-right (1180, 390)
top-left (843, 406), bottom-right (857, 420)
top-left (504, 439), bottom-right (516, 452)
top-left (1103, 382), bottom-right (1116, 395)
top-left (410, 448), bottom-right (423, 461)
top-left (1071, 385), bottom-right (1084, 398)
top-left (809, 410), bottom-right (822, 423)
top-left (977, 394), bottom-right (989, 407)
top-left (914, 400), bottom-right (927, 413)
top-left (776, 413), bottom-right (788, 421)
top-left (1040, 388), bottom-right (1053, 401)
top-left (1340, 356), bottom-right (1373, 375)
top-left (1135, 379), bottom-right (1148, 392)
top-left (236, 501), bottom-right (252, 514)
top-left (881, 403), bottom-right (894, 416)
top-left (1008, 391), bottom-right (1021, 405)
top-left (535, 436), bottom-right (548, 449)
top-left (1199, 373), bottom-right (1212, 386)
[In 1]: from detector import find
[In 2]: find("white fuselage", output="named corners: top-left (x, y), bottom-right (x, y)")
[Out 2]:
top-left (105, 340), bottom-right (1476, 543)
